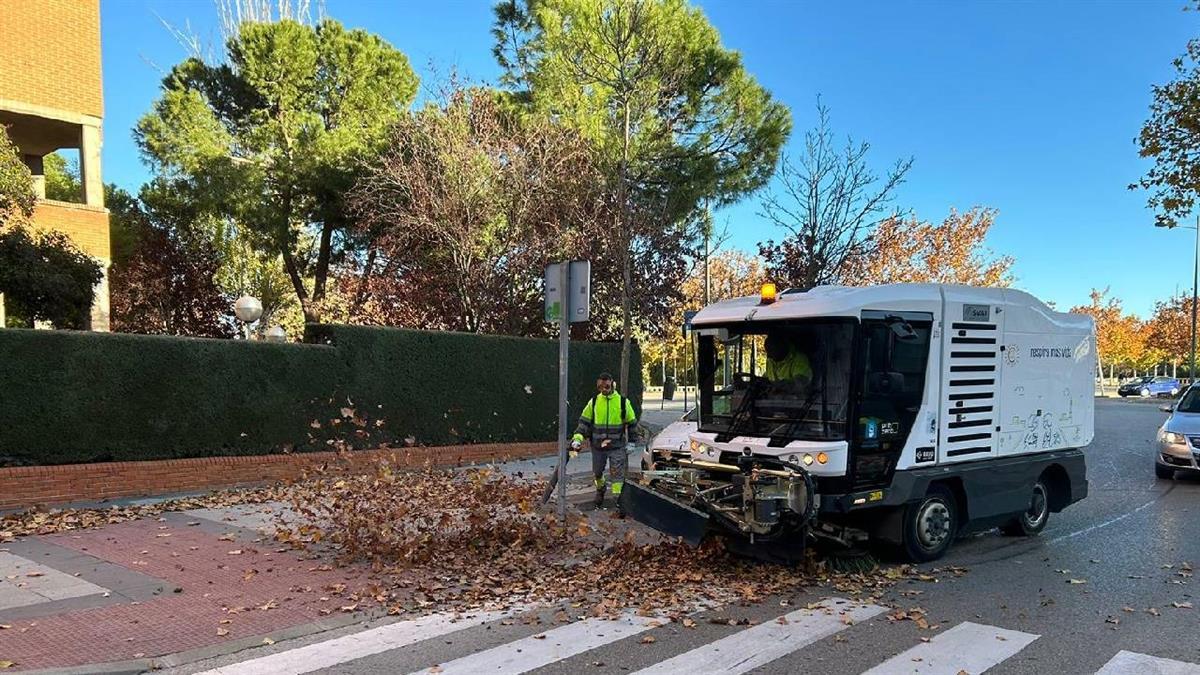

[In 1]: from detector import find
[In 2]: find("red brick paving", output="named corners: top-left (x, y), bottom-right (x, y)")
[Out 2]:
top-left (0, 519), bottom-right (376, 671)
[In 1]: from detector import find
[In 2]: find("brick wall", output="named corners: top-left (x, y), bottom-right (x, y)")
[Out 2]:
top-left (0, 0), bottom-right (104, 118)
top-left (0, 442), bottom-right (558, 511)
top-left (31, 199), bottom-right (110, 260)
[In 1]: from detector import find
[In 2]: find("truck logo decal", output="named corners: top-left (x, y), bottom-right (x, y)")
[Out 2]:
top-left (915, 447), bottom-right (935, 462)
top-left (962, 304), bottom-right (990, 321)
top-left (1029, 346), bottom-right (1074, 359)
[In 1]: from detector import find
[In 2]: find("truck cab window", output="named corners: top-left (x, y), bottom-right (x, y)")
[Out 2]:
top-left (855, 317), bottom-right (932, 485)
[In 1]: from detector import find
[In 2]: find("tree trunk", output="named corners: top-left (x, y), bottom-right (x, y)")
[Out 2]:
top-left (281, 245), bottom-right (318, 323)
top-left (618, 100), bottom-right (634, 395)
top-left (313, 220), bottom-right (334, 308)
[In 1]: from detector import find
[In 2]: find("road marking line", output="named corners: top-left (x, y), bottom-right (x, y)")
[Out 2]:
top-left (412, 611), bottom-right (661, 674)
top-left (861, 621), bottom-right (1038, 675)
top-left (192, 610), bottom-right (511, 675)
top-left (632, 598), bottom-right (885, 675)
top-left (1049, 499), bottom-right (1157, 545)
top-left (1095, 650), bottom-right (1200, 674)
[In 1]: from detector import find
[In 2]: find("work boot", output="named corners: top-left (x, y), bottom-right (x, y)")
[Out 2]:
top-left (593, 486), bottom-right (605, 509)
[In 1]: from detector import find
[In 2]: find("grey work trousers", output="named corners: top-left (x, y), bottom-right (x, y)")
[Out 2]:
top-left (592, 445), bottom-right (628, 494)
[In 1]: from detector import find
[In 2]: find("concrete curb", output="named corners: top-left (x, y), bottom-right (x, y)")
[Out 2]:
top-left (19, 608), bottom-right (391, 675)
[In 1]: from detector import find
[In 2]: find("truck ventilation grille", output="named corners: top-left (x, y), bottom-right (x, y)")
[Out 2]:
top-left (943, 321), bottom-right (998, 459)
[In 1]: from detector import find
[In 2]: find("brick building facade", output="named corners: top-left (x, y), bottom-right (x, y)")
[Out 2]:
top-left (0, 0), bottom-right (110, 330)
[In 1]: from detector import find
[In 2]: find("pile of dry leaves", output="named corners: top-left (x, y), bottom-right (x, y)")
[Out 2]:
top-left (0, 487), bottom-right (286, 543)
top-left (273, 457), bottom-right (902, 616)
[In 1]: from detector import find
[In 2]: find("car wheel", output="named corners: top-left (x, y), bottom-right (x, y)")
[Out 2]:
top-left (1000, 478), bottom-right (1050, 536)
top-left (1155, 463), bottom-right (1175, 480)
top-left (901, 484), bottom-right (958, 563)
top-left (1141, 388), bottom-right (1151, 397)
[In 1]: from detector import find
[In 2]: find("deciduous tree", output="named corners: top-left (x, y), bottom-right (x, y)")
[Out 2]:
top-left (1071, 289), bottom-right (1144, 378)
top-left (351, 87), bottom-right (627, 337)
top-left (758, 101), bottom-right (912, 289)
top-left (1133, 15), bottom-right (1200, 228)
top-left (108, 186), bottom-right (231, 338)
top-left (845, 207), bottom-right (1013, 287)
top-left (0, 226), bottom-right (102, 329)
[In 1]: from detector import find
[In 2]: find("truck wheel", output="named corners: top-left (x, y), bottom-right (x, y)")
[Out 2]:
top-left (1000, 478), bottom-right (1050, 536)
top-left (901, 484), bottom-right (958, 563)
top-left (1155, 463), bottom-right (1175, 480)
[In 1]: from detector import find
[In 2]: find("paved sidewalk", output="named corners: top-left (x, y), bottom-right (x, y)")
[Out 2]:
top-left (0, 456), bottom-right (633, 673)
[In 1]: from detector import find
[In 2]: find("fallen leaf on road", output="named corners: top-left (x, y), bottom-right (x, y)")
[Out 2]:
top-left (1146, 608), bottom-right (1161, 616)
top-left (430, 666), bottom-right (443, 674)
top-left (641, 635), bottom-right (656, 644)
top-left (228, 550), bottom-right (243, 556)
top-left (776, 616), bottom-right (789, 625)
top-left (1105, 617), bottom-right (1119, 625)
top-left (533, 634), bottom-right (546, 640)
top-left (340, 604), bottom-right (358, 613)
top-left (1172, 602), bottom-right (1193, 609)
top-left (0, 625), bottom-right (9, 630)
top-left (219, 619), bottom-right (231, 624)
top-left (186, 521), bottom-right (200, 526)
top-left (262, 637), bottom-right (275, 645)
top-left (216, 628), bottom-right (229, 637)
top-left (682, 618), bottom-right (697, 628)
top-left (0, 661), bottom-right (11, 669)
top-left (156, 533), bottom-right (171, 538)
top-left (258, 600), bottom-right (278, 611)
top-left (1067, 579), bottom-right (1087, 585)
top-left (25, 572), bottom-right (43, 578)
top-left (1121, 606), bottom-right (1135, 613)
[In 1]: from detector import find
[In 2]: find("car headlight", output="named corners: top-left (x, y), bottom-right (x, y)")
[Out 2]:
top-left (1161, 430), bottom-right (1187, 444)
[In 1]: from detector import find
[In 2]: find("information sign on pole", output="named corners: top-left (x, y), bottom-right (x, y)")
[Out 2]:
top-left (544, 260), bottom-right (591, 520)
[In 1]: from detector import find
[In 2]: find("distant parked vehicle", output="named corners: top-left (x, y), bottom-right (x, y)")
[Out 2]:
top-left (1119, 376), bottom-right (1180, 398)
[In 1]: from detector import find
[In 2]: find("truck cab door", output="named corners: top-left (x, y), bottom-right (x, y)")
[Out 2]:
top-left (938, 297), bottom-right (1002, 463)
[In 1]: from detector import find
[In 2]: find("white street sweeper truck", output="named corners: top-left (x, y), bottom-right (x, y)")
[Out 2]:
top-left (620, 283), bottom-right (1094, 563)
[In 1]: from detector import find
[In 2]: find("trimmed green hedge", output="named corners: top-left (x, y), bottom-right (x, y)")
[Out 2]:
top-left (0, 325), bottom-right (639, 466)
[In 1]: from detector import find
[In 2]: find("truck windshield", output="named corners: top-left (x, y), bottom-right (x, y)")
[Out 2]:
top-left (697, 321), bottom-right (854, 442)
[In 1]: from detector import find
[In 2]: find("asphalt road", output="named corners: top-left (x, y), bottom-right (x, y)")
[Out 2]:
top-left (170, 398), bottom-right (1200, 675)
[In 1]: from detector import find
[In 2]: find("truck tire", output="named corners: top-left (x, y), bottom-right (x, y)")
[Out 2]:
top-left (901, 484), bottom-right (958, 563)
top-left (1000, 477), bottom-right (1050, 536)
top-left (1155, 463), bottom-right (1175, 480)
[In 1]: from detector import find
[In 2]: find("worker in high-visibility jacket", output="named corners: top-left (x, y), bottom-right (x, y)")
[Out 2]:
top-left (764, 334), bottom-right (813, 390)
top-left (571, 372), bottom-right (640, 509)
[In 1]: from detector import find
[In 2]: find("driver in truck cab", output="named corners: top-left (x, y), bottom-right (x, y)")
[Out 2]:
top-left (764, 333), bottom-right (813, 391)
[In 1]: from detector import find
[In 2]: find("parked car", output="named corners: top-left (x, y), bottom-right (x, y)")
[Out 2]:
top-left (1155, 387), bottom-right (1200, 479)
top-left (1119, 376), bottom-right (1181, 398)
top-left (641, 406), bottom-right (697, 470)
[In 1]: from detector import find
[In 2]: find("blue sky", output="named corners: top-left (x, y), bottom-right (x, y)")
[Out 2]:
top-left (98, 0), bottom-right (1196, 318)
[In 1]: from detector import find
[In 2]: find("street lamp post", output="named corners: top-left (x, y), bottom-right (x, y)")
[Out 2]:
top-left (1159, 217), bottom-right (1200, 384)
top-left (233, 295), bottom-right (263, 340)
top-left (1186, 217), bottom-right (1200, 381)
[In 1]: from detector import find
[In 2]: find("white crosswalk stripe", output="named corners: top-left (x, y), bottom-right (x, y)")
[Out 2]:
top-left (182, 598), bottom-right (1200, 675)
top-left (861, 621), bottom-right (1039, 675)
top-left (191, 610), bottom-right (511, 675)
top-left (1095, 650), bottom-right (1200, 675)
top-left (410, 611), bottom-right (661, 675)
top-left (632, 598), bottom-right (885, 675)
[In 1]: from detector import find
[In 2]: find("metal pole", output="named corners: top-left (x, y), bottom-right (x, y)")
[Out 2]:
top-left (1188, 218), bottom-right (1198, 383)
top-left (661, 353), bottom-right (666, 410)
top-left (556, 262), bottom-right (571, 521)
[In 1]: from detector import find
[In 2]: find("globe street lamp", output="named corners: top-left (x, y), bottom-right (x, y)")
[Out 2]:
top-left (265, 325), bottom-right (287, 343)
top-left (233, 295), bottom-right (263, 340)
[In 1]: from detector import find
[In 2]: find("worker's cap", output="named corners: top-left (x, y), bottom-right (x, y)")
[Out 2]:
top-left (597, 372), bottom-right (614, 381)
